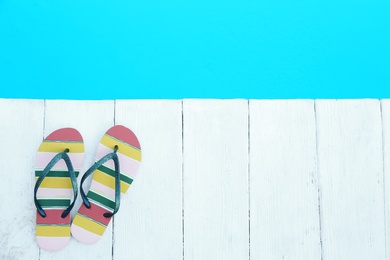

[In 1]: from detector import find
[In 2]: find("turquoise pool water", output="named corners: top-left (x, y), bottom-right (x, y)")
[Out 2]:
top-left (0, 0), bottom-right (389, 99)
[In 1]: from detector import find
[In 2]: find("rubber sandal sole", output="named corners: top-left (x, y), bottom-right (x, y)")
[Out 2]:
top-left (71, 125), bottom-right (142, 244)
top-left (35, 128), bottom-right (84, 251)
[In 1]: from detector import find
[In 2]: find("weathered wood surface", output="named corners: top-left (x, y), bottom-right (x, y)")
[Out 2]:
top-left (183, 99), bottom-right (249, 260)
top-left (250, 100), bottom-right (321, 259)
top-left (316, 100), bottom-right (385, 260)
top-left (114, 100), bottom-right (183, 260)
top-left (0, 99), bottom-right (388, 260)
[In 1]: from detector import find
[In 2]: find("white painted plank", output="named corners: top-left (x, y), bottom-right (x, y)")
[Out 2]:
top-left (381, 99), bottom-right (390, 260)
top-left (183, 99), bottom-right (249, 260)
top-left (40, 100), bottom-right (114, 260)
top-left (0, 99), bottom-right (43, 260)
top-left (316, 99), bottom-right (385, 259)
top-left (114, 100), bottom-right (183, 260)
top-left (250, 100), bottom-right (321, 259)
top-left (1, 98), bottom-right (387, 260)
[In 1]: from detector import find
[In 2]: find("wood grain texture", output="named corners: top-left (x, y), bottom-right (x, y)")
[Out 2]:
top-left (316, 99), bottom-right (385, 259)
top-left (183, 99), bottom-right (249, 260)
top-left (381, 99), bottom-right (390, 260)
top-left (1, 98), bottom-right (389, 260)
top-left (40, 100), bottom-right (115, 260)
top-left (114, 100), bottom-right (183, 260)
top-left (250, 100), bottom-right (321, 259)
top-left (0, 99), bottom-right (43, 260)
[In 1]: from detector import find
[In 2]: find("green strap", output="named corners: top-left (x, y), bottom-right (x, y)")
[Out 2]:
top-left (80, 145), bottom-right (120, 218)
top-left (34, 148), bottom-right (78, 218)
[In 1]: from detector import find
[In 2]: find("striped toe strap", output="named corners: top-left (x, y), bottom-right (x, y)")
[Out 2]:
top-left (34, 148), bottom-right (78, 218)
top-left (80, 145), bottom-right (121, 218)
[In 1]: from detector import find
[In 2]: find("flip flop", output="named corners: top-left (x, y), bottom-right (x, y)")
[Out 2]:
top-left (34, 128), bottom-right (84, 251)
top-left (71, 125), bottom-right (142, 244)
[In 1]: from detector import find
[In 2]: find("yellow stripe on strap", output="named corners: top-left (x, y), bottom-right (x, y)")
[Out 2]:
top-left (38, 141), bottom-right (84, 153)
top-left (72, 214), bottom-right (106, 236)
top-left (35, 177), bottom-right (72, 189)
top-left (94, 169), bottom-right (131, 193)
top-left (100, 135), bottom-right (141, 161)
top-left (36, 225), bottom-right (70, 237)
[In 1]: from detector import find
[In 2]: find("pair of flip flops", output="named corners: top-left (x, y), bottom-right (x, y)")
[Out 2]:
top-left (34, 125), bottom-right (141, 251)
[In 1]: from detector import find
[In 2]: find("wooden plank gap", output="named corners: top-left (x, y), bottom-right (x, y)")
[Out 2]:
top-left (42, 99), bottom-right (46, 141)
top-left (380, 100), bottom-right (388, 260)
top-left (38, 99), bottom-right (46, 260)
top-left (248, 100), bottom-right (251, 260)
top-left (112, 99), bottom-right (116, 260)
top-left (182, 99), bottom-right (185, 260)
top-left (314, 100), bottom-right (324, 260)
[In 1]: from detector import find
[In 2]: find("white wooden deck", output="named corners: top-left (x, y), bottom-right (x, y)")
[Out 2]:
top-left (0, 99), bottom-right (389, 260)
